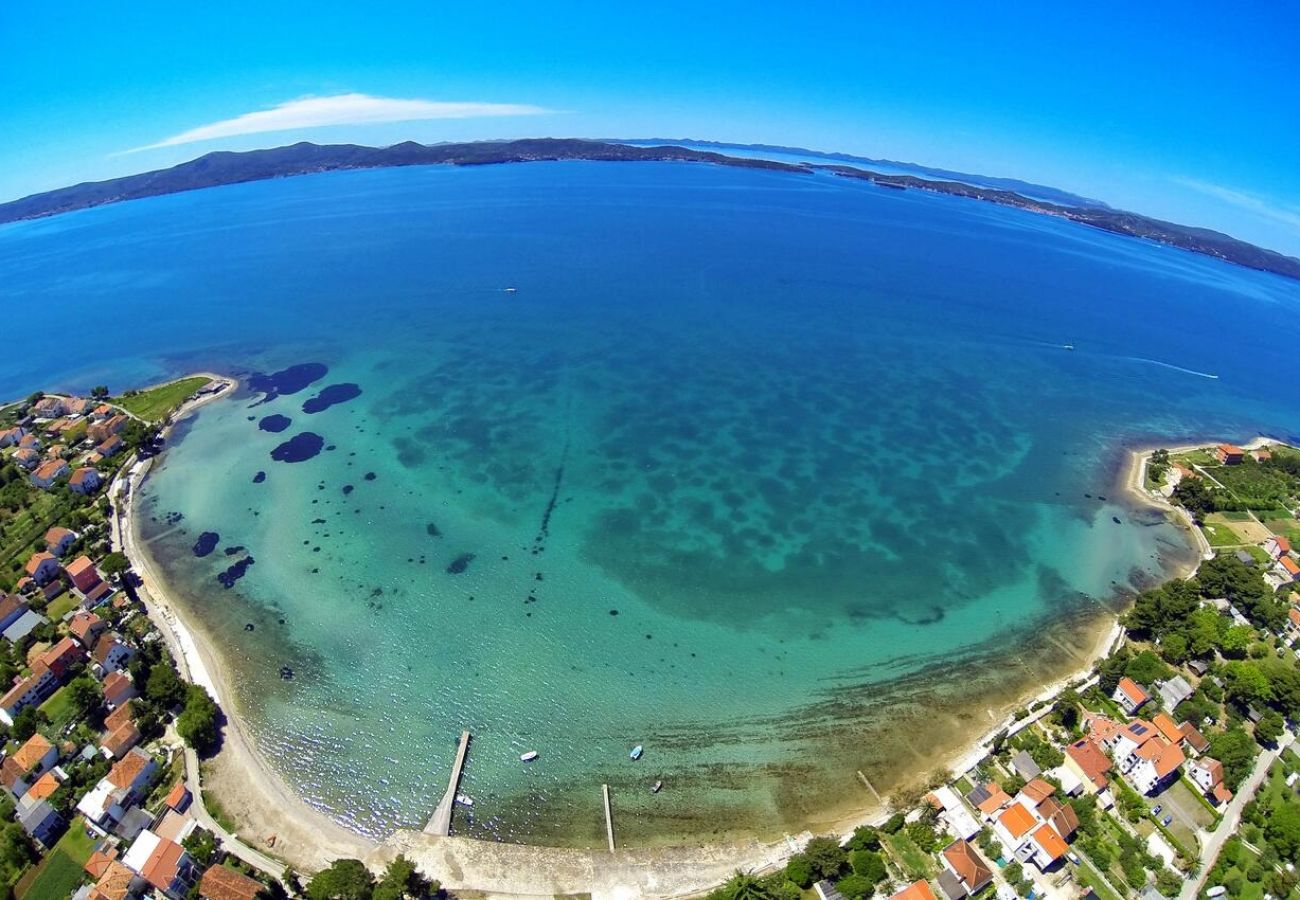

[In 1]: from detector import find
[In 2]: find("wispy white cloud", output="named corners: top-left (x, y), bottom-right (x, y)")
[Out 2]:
top-left (1172, 176), bottom-right (1300, 233)
top-left (126, 93), bottom-right (554, 153)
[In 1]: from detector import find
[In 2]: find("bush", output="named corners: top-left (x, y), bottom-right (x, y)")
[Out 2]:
top-left (307, 860), bottom-right (375, 900)
top-left (881, 813), bottom-right (905, 834)
top-left (849, 849), bottom-right (886, 883)
top-left (834, 874), bottom-right (875, 900)
top-left (803, 836), bottom-right (848, 880)
top-left (846, 825), bottom-right (880, 852)
top-left (176, 685), bottom-right (221, 751)
top-left (784, 854), bottom-right (814, 888)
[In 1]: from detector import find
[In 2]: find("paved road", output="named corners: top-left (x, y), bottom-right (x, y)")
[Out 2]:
top-left (1180, 733), bottom-right (1294, 900)
top-left (183, 746), bottom-right (288, 879)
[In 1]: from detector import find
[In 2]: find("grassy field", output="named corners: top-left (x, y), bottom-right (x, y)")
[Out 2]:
top-left (15, 824), bottom-right (95, 900)
top-left (44, 591), bottom-right (81, 623)
top-left (1073, 858), bottom-right (1122, 900)
top-left (1202, 521), bottom-right (1244, 548)
top-left (38, 685), bottom-right (79, 733)
top-left (881, 832), bottom-right (936, 880)
top-left (113, 376), bottom-right (209, 422)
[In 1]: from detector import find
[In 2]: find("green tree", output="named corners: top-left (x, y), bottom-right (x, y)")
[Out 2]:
top-left (845, 825), bottom-right (880, 852)
top-left (10, 706), bottom-right (44, 742)
top-left (1222, 661), bottom-right (1272, 706)
top-left (1256, 710), bottom-right (1285, 745)
top-left (881, 813), bottom-right (905, 834)
top-left (848, 849), bottom-right (886, 883)
top-left (182, 828), bottom-right (217, 866)
top-left (783, 855), bottom-right (813, 889)
top-left (100, 552), bottom-right (130, 579)
top-left (307, 860), bottom-right (375, 900)
top-left (713, 872), bottom-right (773, 900)
top-left (372, 855), bottom-right (435, 900)
top-left (68, 675), bottom-right (104, 721)
top-left (834, 874), bottom-right (874, 900)
top-left (146, 662), bottom-right (186, 709)
top-left (803, 836), bottom-right (848, 880)
top-left (1207, 728), bottom-right (1258, 789)
top-left (1159, 633), bottom-right (1188, 664)
top-left (1265, 801), bottom-right (1300, 862)
top-left (177, 685), bottom-right (221, 751)
top-left (1124, 649), bottom-right (1173, 685)
top-left (1155, 868), bottom-right (1182, 896)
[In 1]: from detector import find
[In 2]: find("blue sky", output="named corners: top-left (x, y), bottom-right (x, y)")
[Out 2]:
top-left (3, 1), bottom-right (1299, 255)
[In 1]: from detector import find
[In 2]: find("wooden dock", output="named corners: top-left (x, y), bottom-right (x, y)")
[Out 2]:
top-left (424, 730), bottom-right (471, 836)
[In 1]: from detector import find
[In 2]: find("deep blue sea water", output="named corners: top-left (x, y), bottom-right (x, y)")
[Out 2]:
top-left (2, 161), bottom-right (1299, 845)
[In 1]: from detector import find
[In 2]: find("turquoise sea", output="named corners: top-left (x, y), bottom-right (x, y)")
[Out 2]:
top-left (2, 160), bottom-right (1299, 845)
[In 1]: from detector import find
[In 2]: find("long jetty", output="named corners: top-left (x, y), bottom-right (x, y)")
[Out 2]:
top-left (425, 730), bottom-right (471, 836)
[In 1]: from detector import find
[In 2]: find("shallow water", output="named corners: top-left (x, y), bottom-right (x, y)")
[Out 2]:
top-left (2, 161), bottom-right (1299, 844)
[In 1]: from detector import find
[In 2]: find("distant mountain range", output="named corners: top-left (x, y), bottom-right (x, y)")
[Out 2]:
top-left (626, 138), bottom-right (1114, 209)
top-left (1, 138), bottom-right (1296, 281)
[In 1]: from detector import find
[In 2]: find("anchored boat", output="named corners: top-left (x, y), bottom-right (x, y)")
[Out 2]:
top-left (629, 745), bottom-right (643, 761)
top-left (520, 750), bottom-right (539, 762)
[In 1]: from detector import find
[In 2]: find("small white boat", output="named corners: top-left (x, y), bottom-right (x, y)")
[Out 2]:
top-left (455, 793), bottom-right (474, 807)
top-left (651, 780), bottom-right (662, 794)
top-left (504, 287), bottom-right (518, 293)
top-left (629, 745), bottom-right (643, 761)
top-left (520, 750), bottom-right (539, 762)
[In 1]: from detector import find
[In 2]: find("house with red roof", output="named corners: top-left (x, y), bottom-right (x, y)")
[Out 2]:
top-left (199, 864), bottom-right (265, 900)
top-left (940, 839), bottom-right (992, 896)
top-left (70, 611), bottom-right (107, 647)
top-left (43, 527), bottom-right (78, 558)
top-left (0, 594), bottom-right (30, 633)
top-left (0, 426), bottom-right (25, 448)
top-left (1265, 536), bottom-right (1292, 560)
top-left (0, 733), bottom-right (58, 799)
top-left (1113, 720), bottom-right (1185, 794)
top-left (24, 551), bottom-right (61, 586)
top-left (29, 458), bottom-right (69, 489)
top-left (1064, 738), bottom-right (1112, 794)
top-left (32, 397), bottom-right (66, 418)
top-left (1215, 444), bottom-right (1244, 465)
top-left (103, 671), bottom-right (139, 709)
top-left (122, 830), bottom-right (198, 900)
top-left (887, 882), bottom-right (936, 900)
top-left (1112, 677), bottom-right (1149, 714)
top-left (1275, 556), bottom-right (1300, 583)
top-left (34, 636), bottom-right (86, 681)
top-left (102, 720), bottom-right (142, 760)
top-left (13, 448), bottom-right (40, 470)
top-left (1189, 757), bottom-right (1234, 806)
top-left (95, 435), bottom-right (125, 458)
top-left (69, 466), bottom-right (103, 495)
top-left (66, 556), bottom-right (103, 595)
top-left (94, 634), bottom-right (135, 676)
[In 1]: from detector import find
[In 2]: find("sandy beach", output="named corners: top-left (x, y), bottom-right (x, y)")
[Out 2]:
top-left (115, 378), bottom-right (1250, 895)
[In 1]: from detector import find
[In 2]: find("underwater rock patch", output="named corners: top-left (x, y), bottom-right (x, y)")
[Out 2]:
top-left (270, 432), bottom-right (325, 463)
top-left (426, 522), bottom-right (441, 538)
top-left (446, 553), bottom-right (475, 575)
top-left (246, 362), bottom-right (328, 405)
top-left (252, 471), bottom-right (266, 484)
top-left (302, 382), bottom-right (362, 414)
top-left (192, 532), bottom-right (219, 557)
top-left (218, 555), bottom-right (255, 588)
top-left (258, 414), bottom-right (292, 433)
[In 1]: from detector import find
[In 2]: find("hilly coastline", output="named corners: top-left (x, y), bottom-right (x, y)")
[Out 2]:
top-left (2, 137), bottom-right (1297, 281)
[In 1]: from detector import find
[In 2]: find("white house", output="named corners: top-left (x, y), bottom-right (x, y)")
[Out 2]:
top-left (122, 830), bottom-right (197, 900)
top-left (29, 459), bottom-right (69, 489)
top-left (1113, 677), bottom-right (1149, 714)
top-left (1113, 721), bottom-right (1185, 795)
top-left (76, 748), bottom-right (157, 835)
top-left (1265, 536), bottom-right (1292, 560)
top-left (1189, 757), bottom-right (1234, 806)
top-left (0, 665), bottom-right (57, 727)
top-left (68, 467), bottom-right (102, 495)
top-left (929, 785), bottom-right (980, 840)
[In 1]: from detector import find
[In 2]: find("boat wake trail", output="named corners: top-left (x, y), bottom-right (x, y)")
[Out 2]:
top-left (1120, 356), bottom-right (1220, 379)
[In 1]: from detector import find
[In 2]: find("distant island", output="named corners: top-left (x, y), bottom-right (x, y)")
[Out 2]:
top-left (2, 137), bottom-right (1298, 281)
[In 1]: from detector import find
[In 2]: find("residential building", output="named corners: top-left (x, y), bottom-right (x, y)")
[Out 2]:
top-left (1214, 444), bottom-right (1244, 465)
top-left (94, 634), bottom-right (135, 675)
top-left (1152, 712), bottom-right (1187, 746)
top-left (2, 609), bottom-right (45, 644)
top-left (1265, 536), bottom-right (1292, 560)
top-left (940, 840), bottom-right (992, 896)
top-left (0, 733), bottom-right (58, 798)
top-left (1010, 750), bottom-right (1041, 780)
top-left (1276, 556), bottom-right (1300, 583)
top-left (966, 782), bottom-right (1012, 819)
top-left (44, 526), bottom-right (78, 557)
top-left (16, 793), bottom-right (65, 848)
top-left (1113, 720), bottom-right (1185, 794)
top-left (0, 594), bottom-right (30, 632)
top-left (70, 466), bottom-right (104, 494)
top-left (1156, 676), bottom-right (1194, 711)
top-left (24, 551), bottom-right (61, 586)
top-left (102, 721), bottom-right (142, 760)
top-left (30, 458), bottom-right (70, 488)
top-left (70, 611), bottom-right (108, 647)
top-left (1113, 677), bottom-right (1150, 714)
top-left (13, 448), bottom-right (40, 470)
top-left (929, 786), bottom-right (979, 840)
top-left (35, 636), bottom-right (86, 680)
top-left (66, 556), bottom-right (102, 594)
top-left (198, 865), bottom-right (266, 900)
top-left (1181, 721), bottom-right (1210, 755)
top-left (87, 859), bottom-right (146, 900)
top-left (32, 397), bottom-right (67, 418)
top-left (0, 663), bottom-right (57, 726)
top-left (1025, 823), bottom-right (1069, 869)
top-left (96, 435), bottom-right (125, 458)
top-left (122, 830), bottom-right (198, 900)
top-left (1189, 757), bottom-right (1234, 806)
top-left (888, 883), bottom-right (936, 900)
top-left (77, 748), bottom-right (158, 835)
top-left (164, 783), bottom-right (192, 814)
top-left (103, 671), bottom-right (139, 709)
top-left (0, 426), bottom-right (25, 447)
top-left (1064, 738), bottom-right (1112, 794)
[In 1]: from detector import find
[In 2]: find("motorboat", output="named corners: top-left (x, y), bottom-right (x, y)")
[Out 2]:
top-left (629, 745), bottom-right (643, 761)
top-left (520, 750), bottom-right (539, 762)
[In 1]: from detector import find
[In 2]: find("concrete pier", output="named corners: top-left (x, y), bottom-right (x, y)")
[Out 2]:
top-left (602, 783), bottom-right (615, 852)
top-left (424, 730), bottom-right (471, 836)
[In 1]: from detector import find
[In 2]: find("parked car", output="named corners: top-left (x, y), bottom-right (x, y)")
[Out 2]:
top-left (1162, 814), bottom-right (1173, 826)
top-left (1152, 804), bottom-right (1162, 815)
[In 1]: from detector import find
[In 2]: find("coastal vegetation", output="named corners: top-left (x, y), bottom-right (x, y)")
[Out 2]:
top-left (113, 376), bottom-right (213, 423)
